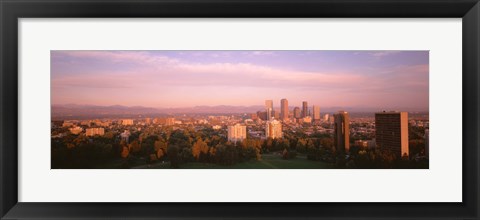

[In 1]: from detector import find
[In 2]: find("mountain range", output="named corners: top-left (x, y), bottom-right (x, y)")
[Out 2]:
top-left (52, 104), bottom-right (428, 119)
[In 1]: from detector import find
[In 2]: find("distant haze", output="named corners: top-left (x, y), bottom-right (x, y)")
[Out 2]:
top-left (51, 50), bottom-right (429, 111)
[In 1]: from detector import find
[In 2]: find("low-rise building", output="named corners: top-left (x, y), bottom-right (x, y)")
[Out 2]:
top-left (122, 119), bottom-right (134, 126)
top-left (69, 126), bottom-right (83, 135)
top-left (86, 127), bottom-right (105, 136)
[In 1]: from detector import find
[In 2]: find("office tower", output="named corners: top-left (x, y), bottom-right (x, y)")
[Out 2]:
top-left (273, 110), bottom-right (280, 119)
top-left (280, 98), bottom-right (289, 121)
top-left (334, 111), bottom-right (350, 154)
top-left (228, 124), bottom-right (247, 142)
top-left (302, 101), bottom-right (308, 117)
top-left (424, 129), bottom-right (429, 159)
top-left (85, 127), bottom-right (105, 136)
top-left (257, 111), bottom-right (268, 121)
top-left (313, 105), bottom-right (321, 122)
top-left (266, 119), bottom-right (283, 139)
top-left (324, 114), bottom-right (329, 122)
top-left (375, 111), bottom-right (409, 158)
top-left (265, 100), bottom-right (273, 120)
top-left (293, 107), bottom-right (301, 119)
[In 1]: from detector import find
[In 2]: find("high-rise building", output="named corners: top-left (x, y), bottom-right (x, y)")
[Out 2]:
top-left (302, 101), bottom-right (308, 117)
top-left (324, 113), bottom-right (330, 122)
top-left (86, 127), bottom-right (105, 136)
top-left (334, 111), bottom-right (350, 154)
top-left (293, 107), bottom-right (301, 119)
top-left (273, 110), bottom-right (280, 119)
top-left (280, 99), bottom-right (289, 121)
top-left (228, 124), bottom-right (247, 142)
top-left (265, 100), bottom-right (273, 120)
top-left (257, 111), bottom-right (268, 121)
top-left (266, 119), bottom-right (283, 139)
top-left (375, 111), bottom-right (409, 158)
top-left (313, 105), bottom-right (320, 122)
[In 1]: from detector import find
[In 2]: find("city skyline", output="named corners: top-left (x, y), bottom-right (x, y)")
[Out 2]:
top-left (51, 50), bottom-right (429, 111)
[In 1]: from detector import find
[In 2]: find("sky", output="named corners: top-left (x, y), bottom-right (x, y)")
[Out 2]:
top-left (51, 50), bottom-right (429, 111)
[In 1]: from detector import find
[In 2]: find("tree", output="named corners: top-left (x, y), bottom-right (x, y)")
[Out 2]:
top-left (180, 147), bottom-right (194, 163)
top-left (320, 137), bottom-right (334, 150)
top-left (192, 138), bottom-right (209, 161)
top-left (296, 138), bottom-right (307, 153)
top-left (263, 138), bottom-right (274, 152)
top-left (278, 139), bottom-right (290, 150)
top-left (209, 146), bottom-right (217, 160)
top-left (128, 140), bottom-right (141, 153)
top-left (154, 139), bottom-right (168, 153)
top-left (168, 145), bottom-right (180, 168)
top-left (156, 148), bottom-right (165, 159)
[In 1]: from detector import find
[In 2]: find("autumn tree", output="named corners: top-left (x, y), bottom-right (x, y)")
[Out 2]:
top-left (154, 139), bottom-right (168, 159)
top-left (192, 138), bottom-right (209, 161)
top-left (296, 138), bottom-right (307, 153)
top-left (120, 146), bottom-right (130, 158)
top-left (128, 140), bottom-right (141, 153)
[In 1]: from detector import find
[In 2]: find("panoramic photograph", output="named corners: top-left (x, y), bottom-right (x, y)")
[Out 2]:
top-left (51, 50), bottom-right (429, 169)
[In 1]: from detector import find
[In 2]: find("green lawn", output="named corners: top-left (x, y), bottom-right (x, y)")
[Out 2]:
top-left (133, 153), bottom-right (333, 169)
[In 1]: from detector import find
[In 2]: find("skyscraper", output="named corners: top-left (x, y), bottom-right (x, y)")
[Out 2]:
top-left (375, 111), bottom-right (409, 158)
top-left (273, 110), bottom-right (280, 119)
top-left (302, 101), bottom-right (308, 117)
top-left (313, 105), bottom-right (320, 122)
top-left (280, 98), bottom-right (289, 121)
top-left (293, 107), bottom-right (301, 119)
top-left (324, 113), bottom-right (330, 122)
top-left (334, 111), bottom-right (350, 154)
top-left (228, 124), bottom-right (247, 142)
top-left (266, 119), bottom-right (283, 139)
top-left (257, 111), bottom-right (268, 120)
top-left (265, 100), bottom-right (273, 120)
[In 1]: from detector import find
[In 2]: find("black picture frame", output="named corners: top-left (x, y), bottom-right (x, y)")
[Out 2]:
top-left (1, 0), bottom-right (479, 219)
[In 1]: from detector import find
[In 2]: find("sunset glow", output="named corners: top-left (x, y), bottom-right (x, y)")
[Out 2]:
top-left (51, 50), bottom-right (428, 110)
